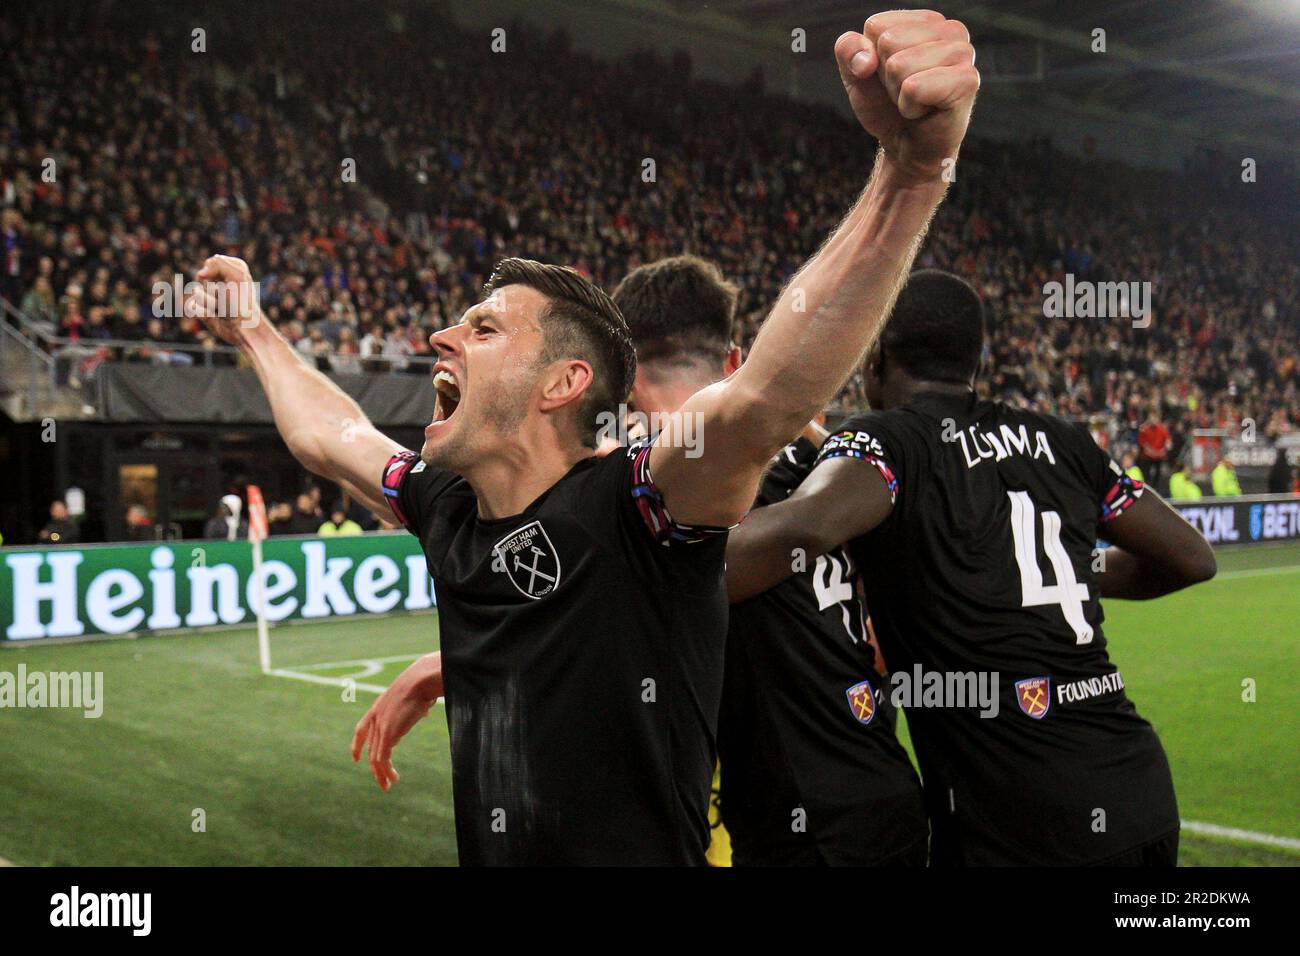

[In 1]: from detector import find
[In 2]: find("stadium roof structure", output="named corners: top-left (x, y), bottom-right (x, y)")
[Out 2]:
top-left (661, 0), bottom-right (1300, 155)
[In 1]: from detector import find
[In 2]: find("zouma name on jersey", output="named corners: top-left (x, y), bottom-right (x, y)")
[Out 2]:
top-left (817, 391), bottom-right (1178, 865)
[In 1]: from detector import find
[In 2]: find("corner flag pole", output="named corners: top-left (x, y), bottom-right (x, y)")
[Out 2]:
top-left (247, 485), bottom-right (272, 674)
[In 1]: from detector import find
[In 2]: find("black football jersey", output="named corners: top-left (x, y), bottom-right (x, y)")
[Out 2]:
top-left (720, 437), bottom-right (927, 865)
top-left (818, 391), bottom-right (1178, 865)
top-left (382, 443), bottom-right (728, 865)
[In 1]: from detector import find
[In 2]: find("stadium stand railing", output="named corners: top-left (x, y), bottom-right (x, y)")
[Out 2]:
top-left (0, 299), bottom-right (62, 421)
top-left (2, 298), bottom-right (440, 422)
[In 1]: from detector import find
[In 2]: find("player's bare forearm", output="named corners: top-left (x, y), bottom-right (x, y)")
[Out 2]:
top-left (1095, 493), bottom-right (1217, 599)
top-left (1094, 548), bottom-right (1200, 600)
top-left (726, 498), bottom-right (823, 602)
top-left (1096, 546), bottom-right (1217, 600)
top-left (193, 255), bottom-right (403, 514)
top-left (244, 321), bottom-right (398, 489)
top-left (351, 652), bottom-right (443, 791)
top-left (649, 12), bottom-right (977, 526)
top-left (726, 457), bottom-right (893, 602)
top-left (735, 155), bottom-right (947, 452)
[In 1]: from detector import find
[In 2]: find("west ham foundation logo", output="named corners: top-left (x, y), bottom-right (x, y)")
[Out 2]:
top-left (492, 521), bottom-right (562, 599)
top-left (1015, 677), bottom-right (1051, 719)
top-left (845, 679), bottom-right (877, 726)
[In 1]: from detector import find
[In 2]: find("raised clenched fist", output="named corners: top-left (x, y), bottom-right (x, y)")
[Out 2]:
top-left (189, 254), bottom-right (263, 348)
top-left (836, 10), bottom-right (979, 185)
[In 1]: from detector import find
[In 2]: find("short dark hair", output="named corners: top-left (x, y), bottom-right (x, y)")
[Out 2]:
top-left (611, 255), bottom-right (737, 362)
top-left (484, 258), bottom-right (636, 447)
top-left (881, 270), bottom-right (985, 382)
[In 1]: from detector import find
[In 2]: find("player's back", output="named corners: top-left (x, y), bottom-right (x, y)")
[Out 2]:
top-left (821, 390), bottom-right (1179, 864)
top-left (720, 436), bottom-right (927, 866)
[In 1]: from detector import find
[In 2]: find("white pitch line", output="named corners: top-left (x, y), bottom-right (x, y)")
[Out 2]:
top-left (1213, 565), bottom-right (1300, 581)
top-left (1182, 820), bottom-right (1300, 851)
top-left (266, 668), bottom-right (390, 695)
top-left (265, 665), bottom-right (444, 704)
top-left (291, 654), bottom-right (423, 672)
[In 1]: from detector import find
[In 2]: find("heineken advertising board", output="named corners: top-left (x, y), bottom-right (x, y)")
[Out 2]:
top-left (2, 534), bottom-right (434, 642)
top-left (5, 495), bottom-right (1296, 642)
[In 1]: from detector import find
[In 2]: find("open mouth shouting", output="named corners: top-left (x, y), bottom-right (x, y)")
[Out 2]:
top-left (427, 363), bottom-right (462, 437)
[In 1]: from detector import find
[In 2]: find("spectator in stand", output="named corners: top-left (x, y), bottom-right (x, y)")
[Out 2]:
top-left (317, 505), bottom-right (362, 537)
top-left (359, 324), bottom-right (389, 373)
top-left (1168, 462), bottom-right (1203, 501)
top-left (1211, 457), bottom-right (1243, 497)
top-left (345, 495), bottom-right (380, 531)
top-left (83, 305), bottom-right (115, 341)
top-left (297, 327), bottom-right (333, 371)
top-left (285, 493), bottom-right (321, 535)
top-left (0, 5), bottom-right (1295, 435)
top-left (1268, 447), bottom-right (1295, 495)
top-left (123, 504), bottom-right (154, 542)
top-left (20, 274), bottom-right (56, 333)
top-left (203, 494), bottom-right (247, 541)
top-left (267, 501), bottom-right (295, 536)
top-left (38, 499), bottom-right (79, 545)
top-left (114, 303), bottom-right (148, 342)
top-left (1137, 411), bottom-right (1173, 494)
top-left (330, 327), bottom-right (362, 375)
top-left (1120, 449), bottom-right (1145, 484)
top-left (1, 208), bottom-right (21, 305)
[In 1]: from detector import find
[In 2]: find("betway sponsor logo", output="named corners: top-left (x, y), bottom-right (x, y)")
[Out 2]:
top-left (5, 542), bottom-right (434, 640)
top-left (1248, 501), bottom-right (1300, 541)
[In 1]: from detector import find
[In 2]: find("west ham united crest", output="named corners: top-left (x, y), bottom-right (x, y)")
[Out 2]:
top-left (492, 520), bottom-right (562, 599)
top-left (845, 679), bottom-right (876, 726)
top-left (1015, 677), bottom-right (1051, 719)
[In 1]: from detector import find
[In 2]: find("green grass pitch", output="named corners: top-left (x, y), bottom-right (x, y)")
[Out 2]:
top-left (1, 543), bottom-right (1296, 866)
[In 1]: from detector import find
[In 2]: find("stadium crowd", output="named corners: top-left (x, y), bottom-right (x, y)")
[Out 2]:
top-left (2, 4), bottom-right (1297, 481)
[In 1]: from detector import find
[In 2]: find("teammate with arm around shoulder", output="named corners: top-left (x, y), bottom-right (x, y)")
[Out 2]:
top-left (727, 270), bottom-right (1215, 866)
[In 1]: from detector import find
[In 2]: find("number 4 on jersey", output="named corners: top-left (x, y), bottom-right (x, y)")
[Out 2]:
top-left (813, 551), bottom-right (866, 644)
top-left (1007, 491), bottom-right (1094, 644)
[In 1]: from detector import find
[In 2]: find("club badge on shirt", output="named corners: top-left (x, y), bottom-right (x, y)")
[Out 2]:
top-left (1015, 677), bottom-right (1051, 719)
top-left (845, 679), bottom-right (877, 726)
top-left (492, 520), bottom-right (562, 599)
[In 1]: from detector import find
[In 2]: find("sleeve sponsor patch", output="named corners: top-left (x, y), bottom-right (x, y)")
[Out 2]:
top-left (629, 443), bottom-right (735, 546)
top-left (816, 428), bottom-right (899, 505)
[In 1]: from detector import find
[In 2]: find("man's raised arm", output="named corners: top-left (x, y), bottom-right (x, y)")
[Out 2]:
top-left (191, 255), bottom-right (405, 515)
top-left (649, 10), bottom-right (978, 527)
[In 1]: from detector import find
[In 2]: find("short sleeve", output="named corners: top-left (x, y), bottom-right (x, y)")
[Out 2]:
top-left (815, 415), bottom-right (901, 506)
top-left (381, 450), bottom-right (460, 535)
top-left (1071, 427), bottom-right (1144, 524)
top-left (1096, 458), bottom-right (1144, 524)
top-left (625, 442), bottom-right (736, 546)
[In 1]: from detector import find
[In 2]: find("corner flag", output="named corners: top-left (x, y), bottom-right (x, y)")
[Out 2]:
top-left (248, 485), bottom-right (271, 673)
